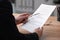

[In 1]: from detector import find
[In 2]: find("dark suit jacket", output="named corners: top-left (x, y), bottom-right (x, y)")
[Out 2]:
top-left (0, 0), bottom-right (39, 40)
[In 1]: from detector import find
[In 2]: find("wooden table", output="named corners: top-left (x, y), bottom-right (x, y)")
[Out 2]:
top-left (41, 16), bottom-right (60, 40)
top-left (13, 13), bottom-right (60, 40)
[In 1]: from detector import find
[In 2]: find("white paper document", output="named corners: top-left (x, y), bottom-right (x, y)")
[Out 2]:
top-left (21, 4), bottom-right (56, 33)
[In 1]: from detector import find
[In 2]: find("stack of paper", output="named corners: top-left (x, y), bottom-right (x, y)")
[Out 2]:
top-left (21, 4), bottom-right (56, 33)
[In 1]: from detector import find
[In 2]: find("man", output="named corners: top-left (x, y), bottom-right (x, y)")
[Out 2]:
top-left (0, 0), bottom-right (43, 40)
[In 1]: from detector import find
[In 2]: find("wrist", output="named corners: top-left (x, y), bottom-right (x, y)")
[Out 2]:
top-left (15, 19), bottom-right (20, 25)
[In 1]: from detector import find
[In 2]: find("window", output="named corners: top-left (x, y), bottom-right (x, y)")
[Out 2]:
top-left (16, 0), bottom-right (34, 13)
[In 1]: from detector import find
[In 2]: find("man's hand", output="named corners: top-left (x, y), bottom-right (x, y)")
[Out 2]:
top-left (15, 13), bottom-right (43, 37)
top-left (35, 27), bottom-right (43, 37)
top-left (15, 13), bottom-right (30, 25)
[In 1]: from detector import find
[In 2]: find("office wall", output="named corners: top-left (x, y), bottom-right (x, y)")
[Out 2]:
top-left (13, 0), bottom-right (57, 16)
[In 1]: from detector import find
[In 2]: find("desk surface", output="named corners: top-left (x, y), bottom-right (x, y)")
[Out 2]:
top-left (13, 13), bottom-right (60, 40)
top-left (41, 16), bottom-right (60, 40)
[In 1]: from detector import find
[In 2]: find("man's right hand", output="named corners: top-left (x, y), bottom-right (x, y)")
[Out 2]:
top-left (35, 27), bottom-right (43, 37)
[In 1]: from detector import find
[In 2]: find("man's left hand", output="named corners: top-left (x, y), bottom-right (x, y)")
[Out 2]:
top-left (15, 13), bottom-right (30, 25)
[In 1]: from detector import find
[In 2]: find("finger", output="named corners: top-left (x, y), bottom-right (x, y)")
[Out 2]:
top-left (19, 15), bottom-right (28, 20)
top-left (35, 27), bottom-right (40, 31)
top-left (19, 16), bottom-right (28, 23)
top-left (40, 27), bottom-right (43, 30)
top-left (20, 13), bottom-right (30, 16)
top-left (22, 19), bottom-right (28, 24)
top-left (22, 15), bottom-right (29, 19)
top-left (35, 28), bottom-right (43, 37)
top-left (35, 27), bottom-right (43, 32)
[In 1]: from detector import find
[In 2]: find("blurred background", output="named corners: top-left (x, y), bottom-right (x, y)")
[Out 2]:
top-left (11, 0), bottom-right (59, 16)
top-left (11, 0), bottom-right (60, 40)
